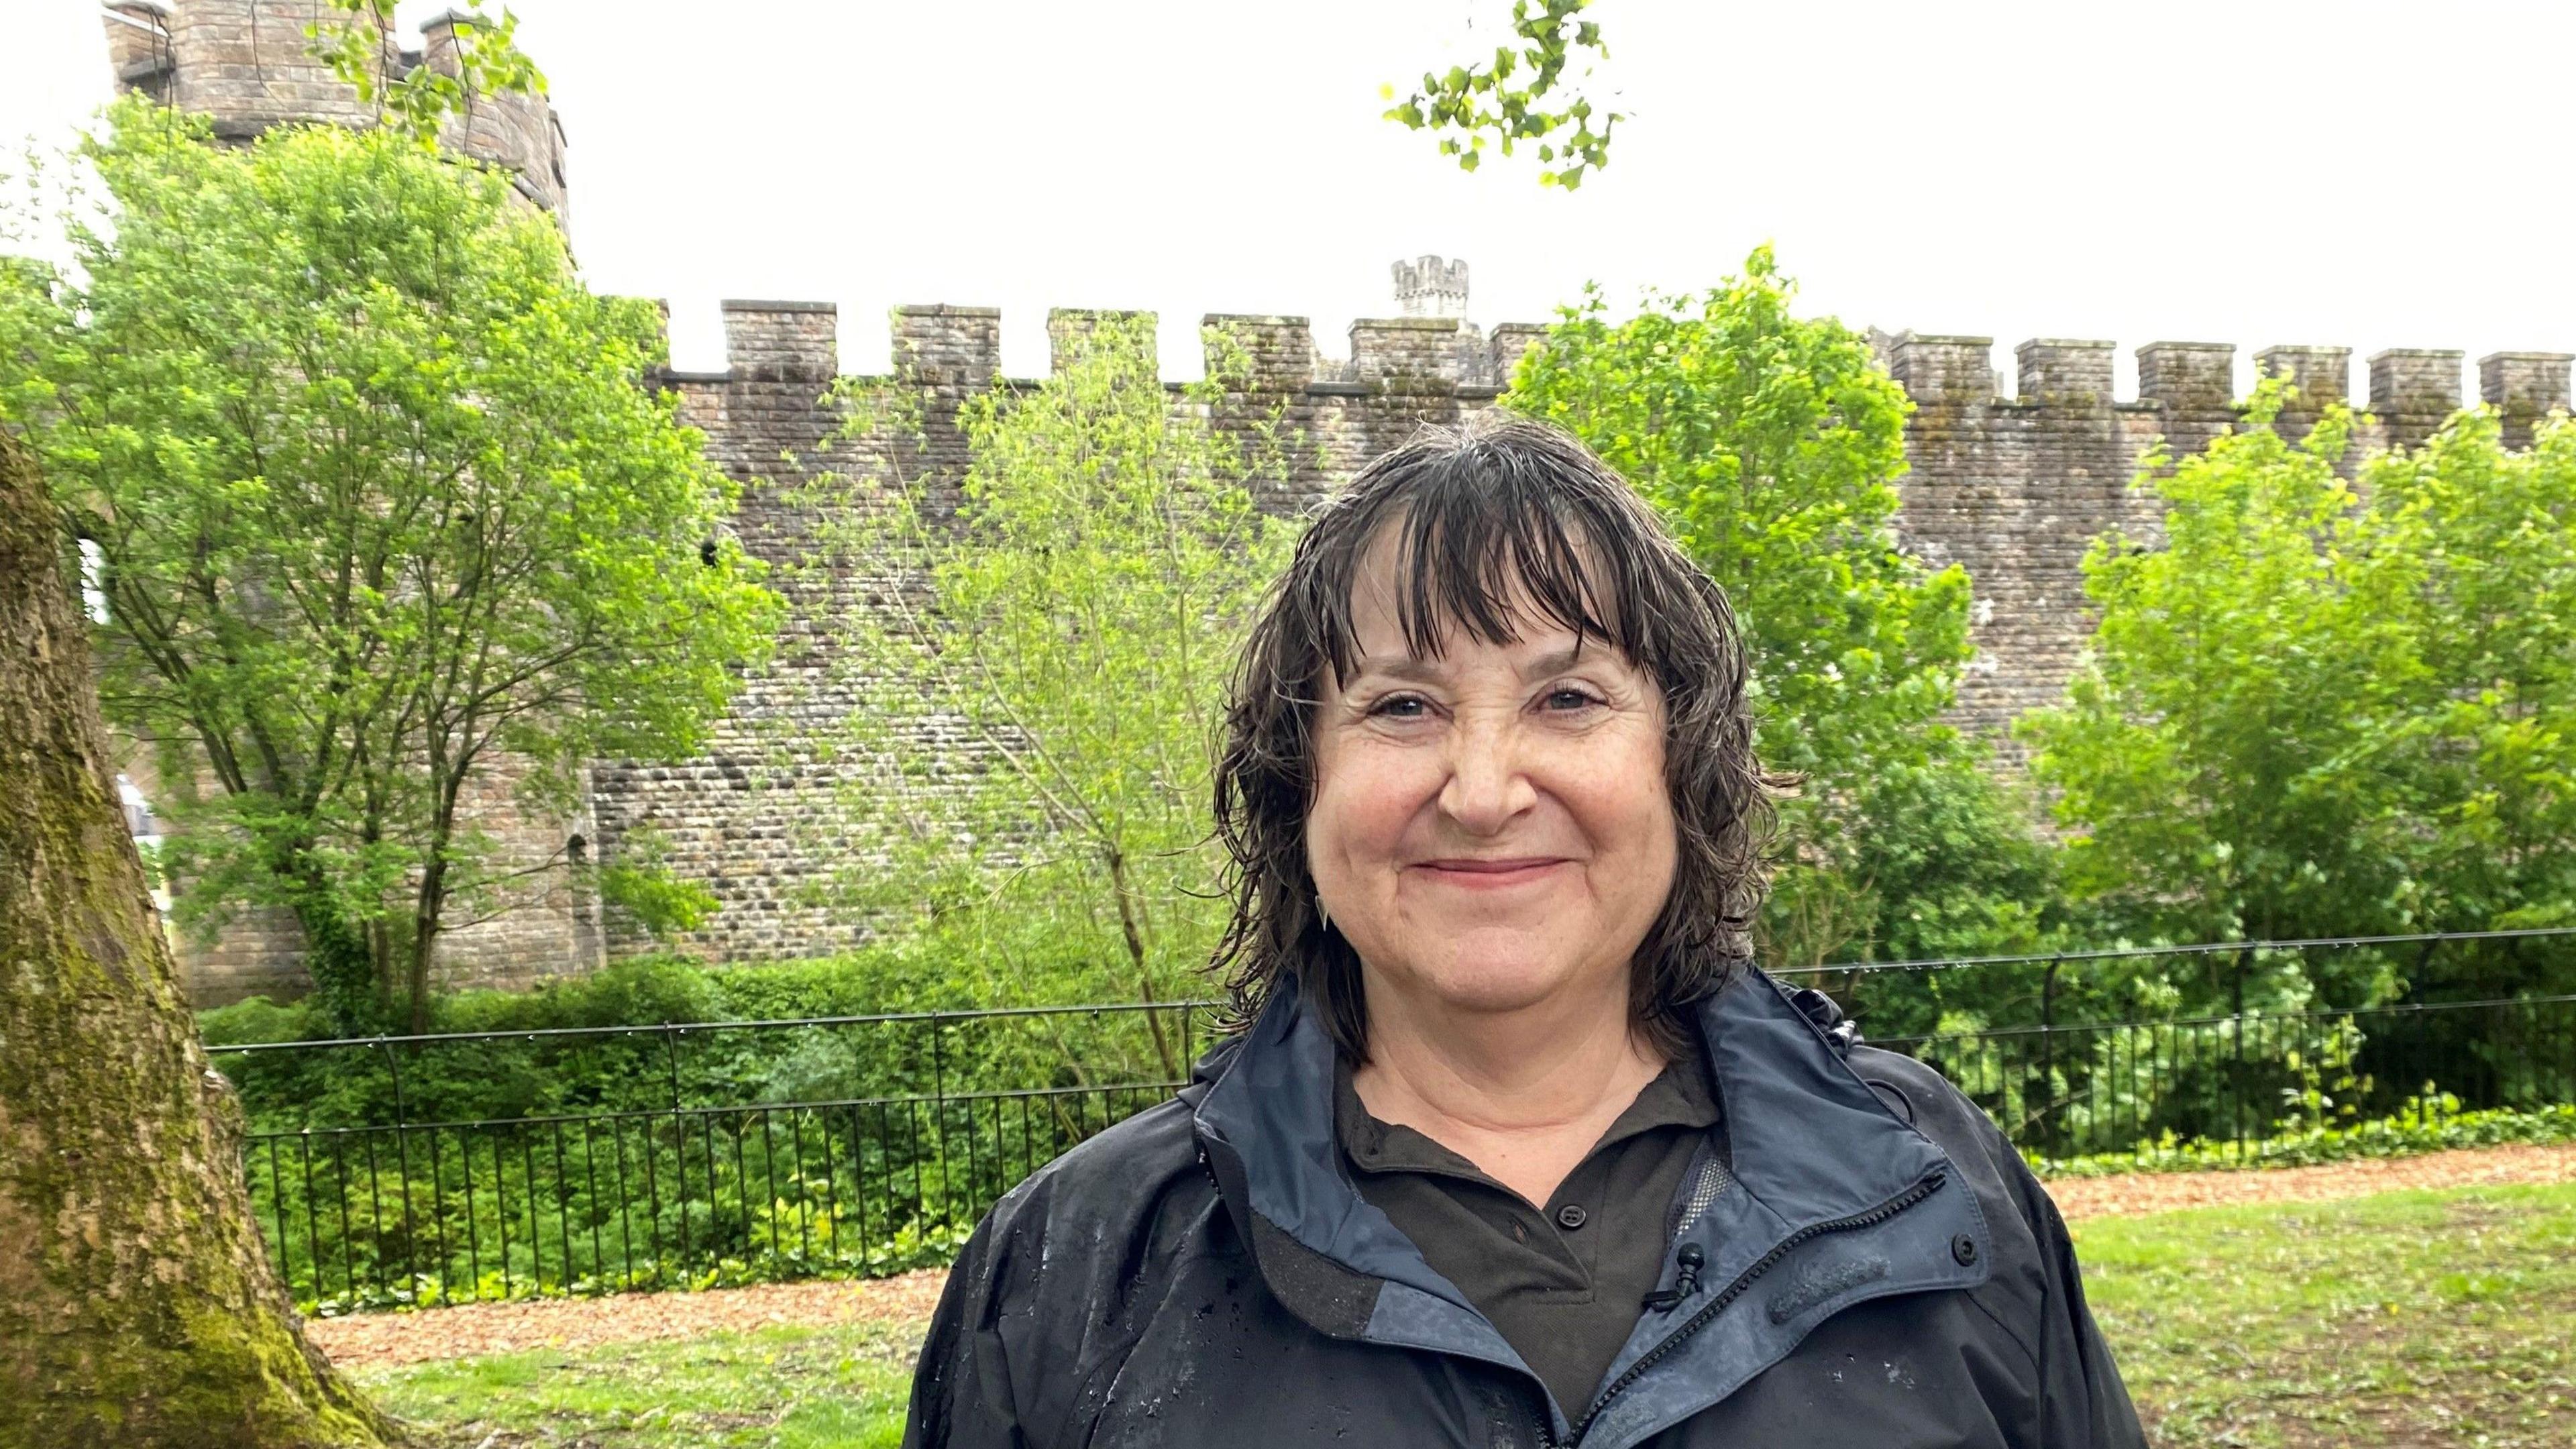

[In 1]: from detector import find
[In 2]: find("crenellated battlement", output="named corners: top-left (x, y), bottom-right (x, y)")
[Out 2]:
top-left (1880, 332), bottom-right (2570, 422)
top-left (1392, 255), bottom-right (1471, 319)
top-left (684, 301), bottom-right (1544, 397)
top-left (646, 292), bottom-right (2576, 429)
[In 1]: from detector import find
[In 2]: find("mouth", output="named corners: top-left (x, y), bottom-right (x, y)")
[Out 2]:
top-left (1407, 857), bottom-right (1574, 889)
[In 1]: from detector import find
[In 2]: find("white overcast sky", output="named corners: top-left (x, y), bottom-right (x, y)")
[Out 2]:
top-left (7, 0), bottom-right (2573, 394)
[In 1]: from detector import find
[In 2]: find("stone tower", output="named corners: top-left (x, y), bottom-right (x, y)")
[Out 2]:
top-left (100, 0), bottom-right (570, 218)
top-left (95, 0), bottom-right (599, 1004)
top-left (1393, 255), bottom-right (1470, 318)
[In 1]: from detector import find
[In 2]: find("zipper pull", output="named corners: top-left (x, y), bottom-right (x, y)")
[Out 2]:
top-left (1642, 1243), bottom-right (1705, 1311)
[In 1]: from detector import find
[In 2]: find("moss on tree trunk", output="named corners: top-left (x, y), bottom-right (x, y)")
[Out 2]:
top-left (0, 432), bottom-right (396, 1446)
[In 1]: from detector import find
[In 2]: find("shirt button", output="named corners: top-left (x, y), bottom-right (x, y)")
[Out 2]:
top-left (1556, 1204), bottom-right (1589, 1230)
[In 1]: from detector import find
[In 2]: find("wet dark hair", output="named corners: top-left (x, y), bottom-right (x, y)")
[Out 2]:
top-left (1211, 413), bottom-right (1778, 1061)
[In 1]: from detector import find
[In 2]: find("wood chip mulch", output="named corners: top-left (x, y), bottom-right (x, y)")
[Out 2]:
top-left (307, 1269), bottom-right (950, 1369)
top-left (309, 1142), bottom-right (2576, 1369)
top-left (2041, 1141), bottom-right (2576, 1222)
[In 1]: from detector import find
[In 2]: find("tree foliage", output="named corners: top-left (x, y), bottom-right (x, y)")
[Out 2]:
top-left (0, 101), bottom-right (780, 1032)
top-left (307, 1), bottom-right (545, 143)
top-left (2021, 388), bottom-right (2576, 1006)
top-left (802, 317), bottom-right (1291, 1067)
top-left (1385, 0), bottom-right (1619, 189)
top-left (1506, 248), bottom-right (2053, 967)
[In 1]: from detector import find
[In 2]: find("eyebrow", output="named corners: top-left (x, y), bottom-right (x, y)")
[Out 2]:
top-left (1345, 644), bottom-right (1596, 686)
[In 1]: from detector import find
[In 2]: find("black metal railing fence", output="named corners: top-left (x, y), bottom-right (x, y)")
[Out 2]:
top-left (215, 1000), bottom-right (1222, 1310)
top-left (210, 930), bottom-right (2576, 1313)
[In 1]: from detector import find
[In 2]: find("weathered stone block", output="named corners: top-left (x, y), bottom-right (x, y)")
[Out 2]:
top-left (722, 300), bottom-right (837, 384)
top-left (2368, 349), bottom-right (2464, 415)
top-left (2015, 339), bottom-right (2116, 407)
top-left (1203, 315), bottom-right (1315, 389)
top-left (102, 1), bottom-right (173, 90)
top-left (2253, 345), bottom-right (2351, 411)
top-left (2480, 352), bottom-right (2574, 415)
top-left (1048, 308), bottom-right (1155, 374)
top-left (1349, 316), bottom-right (1466, 391)
top-left (1491, 323), bottom-right (1550, 382)
top-left (893, 305), bottom-right (1002, 386)
top-left (2135, 342), bottom-right (2235, 411)
top-left (1888, 335), bottom-right (1996, 406)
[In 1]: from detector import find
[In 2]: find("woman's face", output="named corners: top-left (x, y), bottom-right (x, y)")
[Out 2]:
top-left (1307, 541), bottom-right (1679, 1027)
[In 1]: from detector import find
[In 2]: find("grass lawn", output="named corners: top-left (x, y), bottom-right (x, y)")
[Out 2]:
top-left (2078, 1182), bottom-right (2576, 1448)
top-left (360, 1316), bottom-right (918, 1448)
top-left (358, 1181), bottom-right (2576, 1447)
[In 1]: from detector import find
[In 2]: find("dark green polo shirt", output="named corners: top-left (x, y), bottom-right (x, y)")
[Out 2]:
top-left (1334, 1047), bottom-right (1724, 1417)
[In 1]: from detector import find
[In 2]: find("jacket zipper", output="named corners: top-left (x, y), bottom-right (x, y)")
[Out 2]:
top-left (1545, 1170), bottom-right (1951, 1449)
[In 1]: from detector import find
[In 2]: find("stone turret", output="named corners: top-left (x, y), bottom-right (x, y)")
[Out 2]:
top-left (99, 0), bottom-right (569, 215)
top-left (1392, 256), bottom-right (1470, 319)
top-left (419, 9), bottom-right (570, 215)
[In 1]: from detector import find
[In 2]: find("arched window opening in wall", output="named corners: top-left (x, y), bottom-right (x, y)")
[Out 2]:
top-left (115, 773), bottom-right (174, 922)
top-left (77, 537), bottom-right (109, 623)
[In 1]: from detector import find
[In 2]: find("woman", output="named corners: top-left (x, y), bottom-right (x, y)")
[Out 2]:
top-left (906, 416), bottom-right (2145, 1448)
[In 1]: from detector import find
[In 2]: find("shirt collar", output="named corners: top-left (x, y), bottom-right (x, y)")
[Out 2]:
top-left (1195, 965), bottom-right (1947, 1276)
top-left (1333, 1040), bottom-right (1721, 1181)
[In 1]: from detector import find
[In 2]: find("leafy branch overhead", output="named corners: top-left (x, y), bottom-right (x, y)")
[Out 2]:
top-left (307, 1), bottom-right (545, 141)
top-left (1385, 0), bottom-right (1619, 189)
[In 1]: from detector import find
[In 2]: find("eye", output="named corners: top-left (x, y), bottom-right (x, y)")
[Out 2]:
top-left (1542, 684), bottom-right (1606, 712)
top-left (1365, 692), bottom-right (1432, 720)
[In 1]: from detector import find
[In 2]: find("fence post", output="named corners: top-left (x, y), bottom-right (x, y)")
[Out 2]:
top-left (2041, 957), bottom-right (2060, 1159)
top-left (2232, 950), bottom-right (2248, 1161)
top-left (931, 1014), bottom-right (951, 1230)
top-left (379, 1036), bottom-right (420, 1301)
top-left (665, 1024), bottom-right (690, 1276)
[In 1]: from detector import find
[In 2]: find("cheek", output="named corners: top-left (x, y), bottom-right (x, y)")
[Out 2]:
top-left (1581, 735), bottom-right (1679, 877)
top-left (1309, 751), bottom-right (1405, 866)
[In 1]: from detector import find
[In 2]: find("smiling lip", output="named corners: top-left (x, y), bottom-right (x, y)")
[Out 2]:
top-left (1409, 857), bottom-right (1572, 888)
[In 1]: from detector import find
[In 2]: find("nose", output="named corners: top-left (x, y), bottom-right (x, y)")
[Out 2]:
top-left (1438, 711), bottom-right (1538, 835)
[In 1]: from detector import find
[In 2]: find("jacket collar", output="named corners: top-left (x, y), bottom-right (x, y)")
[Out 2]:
top-left (1190, 965), bottom-right (1962, 1314)
top-left (1690, 969), bottom-right (1949, 1220)
top-left (1189, 966), bottom-right (1992, 1446)
top-left (1554, 973), bottom-right (1987, 1447)
top-left (1188, 971), bottom-right (1470, 1309)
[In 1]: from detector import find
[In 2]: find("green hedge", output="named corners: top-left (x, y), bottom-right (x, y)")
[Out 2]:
top-left (202, 952), bottom-right (1215, 1136)
top-left (2031, 1095), bottom-right (2576, 1178)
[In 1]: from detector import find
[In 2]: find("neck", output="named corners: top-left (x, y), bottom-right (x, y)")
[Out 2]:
top-left (1350, 973), bottom-right (1664, 1204)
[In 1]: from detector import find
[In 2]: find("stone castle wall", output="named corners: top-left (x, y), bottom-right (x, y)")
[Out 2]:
top-left (1893, 339), bottom-right (2573, 757)
top-left (597, 313), bottom-right (2575, 971)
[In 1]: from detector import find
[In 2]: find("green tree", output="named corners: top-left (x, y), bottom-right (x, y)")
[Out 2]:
top-left (0, 101), bottom-right (780, 1032)
top-left (1385, 0), bottom-right (1620, 188)
top-left (804, 315), bottom-right (1291, 1071)
top-left (1506, 248), bottom-right (2049, 967)
top-left (2021, 387), bottom-right (2576, 1008)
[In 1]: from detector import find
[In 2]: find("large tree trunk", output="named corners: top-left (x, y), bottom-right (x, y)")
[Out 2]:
top-left (0, 432), bottom-right (396, 1446)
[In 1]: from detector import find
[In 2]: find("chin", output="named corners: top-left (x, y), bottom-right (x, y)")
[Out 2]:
top-left (1410, 931), bottom-right (1597, 1016)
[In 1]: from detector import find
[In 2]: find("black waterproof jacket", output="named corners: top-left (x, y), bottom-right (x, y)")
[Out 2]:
top-left (905, 968), bottom-right (2146, 1448)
